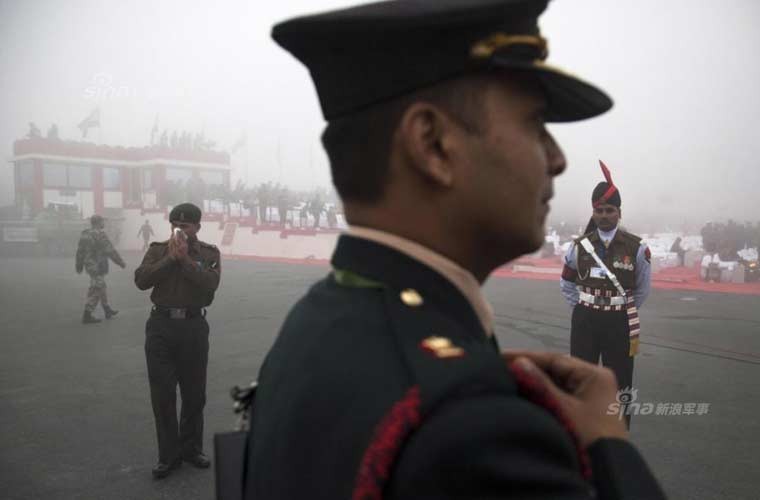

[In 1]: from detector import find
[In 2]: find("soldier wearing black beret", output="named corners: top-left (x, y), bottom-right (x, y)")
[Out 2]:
top-left (560, 161), bottom-right (652, 428)
top-left (245, 1), bottom-right (665, 499)
top-left (134, 202), bottom-right (221, 478)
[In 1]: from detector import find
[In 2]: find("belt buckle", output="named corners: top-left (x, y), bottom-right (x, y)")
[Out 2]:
top-left (169, 308), bottom-right (186, 319)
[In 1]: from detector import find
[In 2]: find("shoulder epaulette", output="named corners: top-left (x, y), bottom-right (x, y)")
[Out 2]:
top-left (199, 241), bottom-right (219, 251)
top-left (381, 287), bottom-right (515, 416)
top-left (150, 240), bottom-right (169, 247)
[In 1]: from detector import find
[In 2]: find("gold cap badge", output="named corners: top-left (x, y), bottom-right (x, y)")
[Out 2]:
top-left (470, 33), bottom-right (548, 61)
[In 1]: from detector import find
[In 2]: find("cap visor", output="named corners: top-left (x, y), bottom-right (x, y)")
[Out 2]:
top-left (491, 56), bottom-right (613, 122)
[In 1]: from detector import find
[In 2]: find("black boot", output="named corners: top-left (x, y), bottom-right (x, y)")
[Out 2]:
top-left (103, 305), bottom-right (119, 319)
top-left (182, 452), bottom-right (211, 469)
top-left (152, 458), bottom-right (181, 479)
top-left (82, 310), bottom-right (101, 324)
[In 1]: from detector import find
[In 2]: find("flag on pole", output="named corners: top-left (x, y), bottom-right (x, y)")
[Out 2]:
top-left (230, 131), bottom-right (247, 154)
top-left (78, 107), bottom-right (100, 138)
top-left (150, 114), bottom-right (159, 145)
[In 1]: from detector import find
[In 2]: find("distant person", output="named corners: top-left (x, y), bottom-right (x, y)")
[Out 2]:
top-left (75, 215), bottom-right (125, 324)
top-left (326, 206), bottom-right (338, 229)
top-left (701, 222), bottom-right (717, 254)
top-left (47, 123), bottom-right (59, 140)
top-left (560, 161), bottom-right (651, 428)
top-left (258, 202), bottom-right (267, 224)
top-left (243, 1), bottom-right (666, 499)
top-left (670, 237), bottom-right (686, 266)
top-left (299, 205), bottom-right (308, 228)
top-left (257, 183), bottom-right (271, 223)
top-left (27, 122), bottom-right (41, 138)
top-left (724, 219), bottom-right (741, 259)
top-left (134, 203), bottom-right (221, 479)
top-left (308, 195), bottom-right (324, 229)
top-left (276, 191), bottom-right (290, 228)
top-left (137, 219), bottom-right (155, 251)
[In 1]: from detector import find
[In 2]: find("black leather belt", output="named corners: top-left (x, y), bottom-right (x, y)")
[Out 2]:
top-left (151, 306), bottom-right (205, 319)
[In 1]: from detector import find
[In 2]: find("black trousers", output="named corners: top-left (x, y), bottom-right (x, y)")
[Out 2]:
top-left (571, 305), bottom-right (634, 426)
top-left (145, 314), bottom-right (209, 463)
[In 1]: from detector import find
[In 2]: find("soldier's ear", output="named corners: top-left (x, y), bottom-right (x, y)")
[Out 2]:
top-left (395, 102), bottom-right (456, 189)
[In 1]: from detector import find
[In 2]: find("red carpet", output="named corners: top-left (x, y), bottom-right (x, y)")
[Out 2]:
top-left (492, 257), bottom-right (760, 296)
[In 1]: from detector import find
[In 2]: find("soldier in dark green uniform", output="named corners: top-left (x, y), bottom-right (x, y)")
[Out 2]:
top-left (75, 214), bottom-right (125, 324)
top-left (134, 203), bottom-right (221, 479)
top-left (244, 1), bottom-right (666, 499)
top-left (560, 161), bottom-right (652, 427)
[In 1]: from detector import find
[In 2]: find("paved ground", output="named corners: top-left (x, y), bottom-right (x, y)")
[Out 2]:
top-left (1, 254), bottom-right (758, 500)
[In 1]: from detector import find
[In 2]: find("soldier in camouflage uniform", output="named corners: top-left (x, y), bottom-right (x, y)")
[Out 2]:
top-left (76, 214), bottom-right (126, 324)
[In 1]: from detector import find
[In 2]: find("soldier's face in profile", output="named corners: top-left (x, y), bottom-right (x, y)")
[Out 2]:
top-left (592, 204), bottom-right (620, 231)
top-left (458, 76), bottom-right (566, 259)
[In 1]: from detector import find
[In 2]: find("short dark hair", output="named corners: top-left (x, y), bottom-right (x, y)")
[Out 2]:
top-left (322, 74), bottom-right (490, 204)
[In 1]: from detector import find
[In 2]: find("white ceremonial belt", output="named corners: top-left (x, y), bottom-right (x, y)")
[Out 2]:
top-left (579, 292), bottom-right (626, 306)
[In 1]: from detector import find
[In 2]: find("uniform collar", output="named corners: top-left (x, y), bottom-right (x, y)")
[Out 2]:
top-left (332, 229), bottom-right (493, 338)
top-left (597, 226), bottom-right (618, 245)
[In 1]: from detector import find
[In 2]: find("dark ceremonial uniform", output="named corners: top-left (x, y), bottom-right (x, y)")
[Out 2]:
top-left (560, 161), bottom-right (651, 427)
top-left (249, 0), bottom-right (665, 498)
top-left (561, 228), bottom-right (650, 391)
top-left (134, 204), bottom-right (221, 470)
top-left (246, 235), bottom-right (665, 499)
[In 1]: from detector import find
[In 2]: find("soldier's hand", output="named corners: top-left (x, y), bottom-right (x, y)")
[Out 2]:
top-left (167, 234), bottom-right (179, 260)
top-left (175, 236), bottom-right (188, 258)
top-left (503, 351), bottom-right (628, 449)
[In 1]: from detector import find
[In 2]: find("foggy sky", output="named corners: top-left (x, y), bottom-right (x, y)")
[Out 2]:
top-left (1, 0), bottom-right (759, 231)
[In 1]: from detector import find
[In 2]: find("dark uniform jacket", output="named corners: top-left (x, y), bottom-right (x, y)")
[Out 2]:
top-left (246, 235), bottom-right (665, 499)
top-left (75, 228), bottom-right (125, 276)
top-left (134, 239), bottom-right (221, 307)
top-left (574, 229), bottom-right (642, 292)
